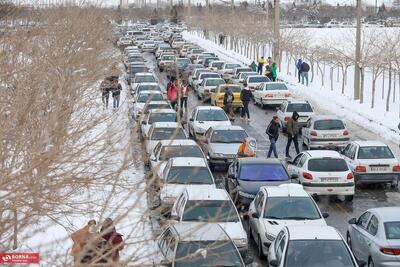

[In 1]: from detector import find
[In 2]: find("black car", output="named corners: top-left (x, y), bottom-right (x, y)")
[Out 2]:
top-left (225, 158), bottom-right (291, 210)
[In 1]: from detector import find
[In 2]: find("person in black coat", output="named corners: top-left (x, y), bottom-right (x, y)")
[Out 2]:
top-left (240, 83), bottom-right (253, 121)
top-left (266, 116), bottom-right (280, 158)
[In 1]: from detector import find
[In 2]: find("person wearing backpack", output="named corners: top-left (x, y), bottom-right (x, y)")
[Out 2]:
top-left (223, 86), bottom-right (235, 120)
top-left (301, 61), bottom-right (310, 86)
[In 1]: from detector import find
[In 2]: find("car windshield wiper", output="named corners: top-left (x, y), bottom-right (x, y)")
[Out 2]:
top-left (265, 216), bottom-right (284, 220)
top-left (282, 216), bottom-right (319, 220)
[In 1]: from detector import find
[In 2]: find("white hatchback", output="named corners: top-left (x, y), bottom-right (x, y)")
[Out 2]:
top-left (140, 109), bottom-right (177, 139)
top-left (287, 150), bottom-right (355, 201)
top-left (253, 82), bottom-right (292, 108)
top-left (276, 100), bottom-right (315, 131)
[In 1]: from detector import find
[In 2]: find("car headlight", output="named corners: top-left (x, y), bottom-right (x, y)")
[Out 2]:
top-left (233, 238), bottom-right (248, 247)
top-left (265, 232), bottom-right (276, 241)
top-left (238, 191), bottom-right (255, 199)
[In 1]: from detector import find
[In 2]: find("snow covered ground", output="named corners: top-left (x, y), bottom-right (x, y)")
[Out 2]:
top-left (183, 30), bottom-right (400, 145)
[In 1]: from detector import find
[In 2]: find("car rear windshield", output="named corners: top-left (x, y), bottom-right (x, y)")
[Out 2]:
top-left (162, 55), bottom-right (175, 60)
top-left (286, 240), bottom-right (355, 267)
top-left (314, 119), bottom-right (345, 130)
top-left (225, 64), bottom-right (241, 69)
top-left (151, 128), bottom-right (186, 140)
top-left (236, 68), bottom-right (252, 74)
top-left (130, 67), bottom-right (148, 74)
top-left (175, 241), bottom-right (242, 267)
top-left (308, 158), bottom-right (349, 172)
top-left (239, 164), bottom-right (289, 181)
top-left (196, 110), bottom-right (228, 122)
top-left (148, 113), bottom-right (177, 124)
top-left (182, 200), bottom-right (239, 222)
top-left (249, 76), bottom-right (270, 83)
top-left (160, 146), bottom-right (203, 160)
top-left (137, 85), bottom-right (161, 92)
top-left (211, 130), bottom-right (248, 143)
top-left (212, 62), bottom-right (224, 69)
top-left (286, 103), bottom-right (313, 112)
top-left (264, 197), bottom-right (321, 220)
top-left (384, 222), bottom-right (400, 239)
top-left (200, 73), bottom-right (220, 79)
top-left (167, 167), bottom-right (213, 184)
top-left (144, 104), bottom-right (171, 113)
top-left (137, 93), bottom-right (163, 103)
top-left (357, 146), bottom-right (395, 159)
top-left (205, 79), bottom-right (225, 87)
top-left (265, 83), bottom-right (288, 91)
top-left (135, 76), bottom-right (156, 83)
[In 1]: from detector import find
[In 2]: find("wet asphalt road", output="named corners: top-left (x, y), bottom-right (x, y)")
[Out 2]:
top-left (137, 51), bottom-right (400, 266)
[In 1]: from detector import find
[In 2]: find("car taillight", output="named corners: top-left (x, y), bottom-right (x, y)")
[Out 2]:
top-left (303, 172), bottom-right (313, 180)
top-left (393, 165), bottom-right (400, 172)
top-left (284, 117), bottom-right (290, 122)
top-left (310, 130), bottom-right (317, 136)
top-left (204, 89), bottom-right (209, 93)
top-left (343, 130), bottom-right (349, 136)
top-left (160, 62), bottom-right (164, 65)
top-left (347, 172), bottom-right (354, 180)
top-left (380, 247), bottom-right (400, 255)
top-left (265, 94), bottom-right (273, 98)
top-left (355, 166), bottom-right (366, 172)
top-left (285, 93), bottom-right (291, 97)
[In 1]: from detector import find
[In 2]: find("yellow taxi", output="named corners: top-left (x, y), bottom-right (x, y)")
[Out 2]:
top-left (211, 84), bottom-right (243, 108)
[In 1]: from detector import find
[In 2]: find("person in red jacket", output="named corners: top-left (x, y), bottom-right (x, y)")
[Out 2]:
top-left (167, 77), bottom-right (179, 110)
top-left (100, 218), bottom-right (124, 263)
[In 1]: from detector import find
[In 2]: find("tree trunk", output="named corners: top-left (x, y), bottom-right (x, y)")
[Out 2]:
top-left (382, 70), bottom-right (385, 100)
top-left (393, 72), bottom-right (396, 103)
top-left (389, 64), bottom-right (392, 104)
top-left (330, 67), bottom-right (334, 91)
top-left (371, 73), bottom-right (377, 109)
top-left (341, 66), bottom-right (346, 94)
top-left (311, 60), bottom-right (315, 82)
top-left (337, 67), bottom-right (340, 83)
top-left (360, 67), bottom-right (364, 104)
top-left (317, 63), bottom-right (324, 86)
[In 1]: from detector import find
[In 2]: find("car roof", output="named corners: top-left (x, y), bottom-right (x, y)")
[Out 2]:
top-left (196, 106), bottom-right (224, 111)
top-left (352, 140), bottom-right (389, 147)
top-left (171, 223), bottom-right (230, 242)
top-left (204, 78), bottom-right (224, 81)
top-left (304, 150), bottom-right (342, 158)
top-left (311, 115), bottom-right (343, 120)
top-left (135, 72), bottom-right (154, 76)
top-left (137, 82), bottom-right (159, 86)
top-left (151, 122), bottom-right (181, 128)
top-left (238, 157), bottom-right (282, 165)
top-left (368, 207), bottom-right (400, 221)
top-left (287, 225), bottom-right (342, 240)
top-left (149, 109), bottom-right (176, 114)
top-left (261, 184), bottom-right (309, 198)
top-left (184, 188), bottom-right (229, 201)
top-left (159, 139), bottom-right (198, 146)
top-left (219, 84), bottom-right (241, 88)
top-left (264, 82), bottom-right (286, 85)
top-left (171, 157), bottom-right (207, 167)
top-left (138, 90), bottom-right (162, 94)
top-left (210, 125), bottom-right (245, 131)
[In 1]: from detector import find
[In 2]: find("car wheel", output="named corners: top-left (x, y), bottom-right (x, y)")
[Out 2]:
top-left (345, 195), bottom-right (354, 202)
top-left (258, 235), bottom-right (265, 258)
top-left (368, 257), bottom-right (374, 267)
top-left (346, 232), bottom-right (352, 250)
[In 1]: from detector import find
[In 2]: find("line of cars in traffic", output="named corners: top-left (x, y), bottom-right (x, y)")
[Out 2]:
top-left (117, 22), bottom-right (400, 267)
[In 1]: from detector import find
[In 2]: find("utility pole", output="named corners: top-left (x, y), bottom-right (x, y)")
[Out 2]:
top-left (188, 0), bottom-right (191, 27)
top-left (354, 0), bottom-right (362, 100)
top-left (273, 0), bottom-right (280, 64)
top-left (231, 0), bottom-right (234, 14)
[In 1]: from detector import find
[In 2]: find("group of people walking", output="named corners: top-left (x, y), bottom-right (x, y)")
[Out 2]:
top-left (252, 56), bottom-right (278, 81)
top-left (166, 76), bottom-right (192, 114)
top-left (71, 218), bottom-right (124, 266)
top-left (296, 59), bottom-right (310, 86)
top-left (101, 76), bottom-right (122, 109)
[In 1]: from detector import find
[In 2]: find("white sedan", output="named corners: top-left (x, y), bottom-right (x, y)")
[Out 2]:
top-left (253, 82), bottom-right (292, 108)
top-left (188, 106), bottom-right (232, 140)
top-left (248, 184), bottom-right (328, 257)
top-left (276, 100), bottom-right (315, 131)
top-left (140, 109), bottom-right (177, 139)
top-left (132, 90), bottom-right (164, 119)
top-left (196, 78), bottom-right (225, 101)
top-left (287, 150), bottom-right (355, 201)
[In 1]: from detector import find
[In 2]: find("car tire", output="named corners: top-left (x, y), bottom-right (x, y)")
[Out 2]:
top-left (346, 232), bottom-right (352, 250)
top-left (368, 257), bottom-right (374, 267)
top-left (345, 195), bottom-right (354, 202)
top-left (258, 235), bottom-right (265, 259)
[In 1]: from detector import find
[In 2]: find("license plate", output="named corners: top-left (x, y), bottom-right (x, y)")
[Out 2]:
top-left (320, 177), bottom-right (339, 182)
top-left (370, 166), bottom-right (389, 172)
top-left (324, 134), bottom-right (337, 138)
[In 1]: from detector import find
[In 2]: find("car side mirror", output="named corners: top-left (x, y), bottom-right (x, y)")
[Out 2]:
top-left (290, 174), bottom-right (298, 179)
top-left (322, 212), bottom-right (329, 218)
top-left (251, 212), bottom-right (259, 219)
top-left (189, 118), bottom-right (194, 122)
top-left (348, 218), bottom-right (357, 224)
top-left (270, 259), bottom-right (279, 267)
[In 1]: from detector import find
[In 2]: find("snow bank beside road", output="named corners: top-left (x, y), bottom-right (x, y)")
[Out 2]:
top-left (182, 31), bottom-right (400, 145)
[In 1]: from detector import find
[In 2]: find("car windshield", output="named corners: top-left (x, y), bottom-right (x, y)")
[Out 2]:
top-left (143, 103), bottom-right (171, 113)
top-left (286, 240), bottom-right (355, 267)
top-left (182, 200), bottom-right (239, 222)
top-left (159, 146), bottom-right (203, 160)
top-left (384, 222), bottom-right (400, 239)
top-left (286, 103), bottom-right (313, 112)
top-left (130, 67), bottom-right (148, 74)
top-left (211, 130), bottom-right (247, 143)
top-left (264, 197), bottom-right (321, 220)
top-left (314, 120), bottom-right (345, 130)
top-left (266, 83), bottom-right (288, 91)
top-left (162, 55), bottom-right (175, 60)
top-left (150, 128), bottom-right (186, 140)
top-left (249, 76), bottom-right (270, 83)
top-left (205, 79), bottom-right (225, 87)
top-left (135, 76), bottom-right (156, 83)
top-left (148, 113), bottom-right (177, 124)
top-left (137, 85), bottom-right (161, 92)
top-left (212, 62), bottom-right (224, 69)
top-left (167, 167), bottom-right (213, 184)
top-left (196, 110), bottom-right (228, 122)
top-left (308, 158), bottom-right (349, 172)
top-left (200, 73), bottom-right (220, 80)
top-left (239, 164), bottom-right (289, 181)
top-left (175, 241), bottom-right (243, 267)
top-left (225, 64), bottom-right (241, 69)
top-left (357, 146), bottom-right (395, 159)
top-left (192, 49), bottom-right (204, 54)
top-left (137, 93), bottom-right (163, 102)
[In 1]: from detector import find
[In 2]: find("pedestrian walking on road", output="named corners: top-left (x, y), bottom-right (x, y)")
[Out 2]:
top-left (257, 56), bottom-right (266, 75)
top-left (167, 77), bottom-right (179, 110)
top-left (100, 79), bottom-right (111, 108)
top-left (271, 62), bottom-right (278, 82)
top-left (266, 116), bottom-right (280, 158)
top-left (240, 83), bottom-right (253, 121)
top-left (112, 83), bottom-right (122, 108)
top-left (296, 59), bottom-right (303, 83)
top-left (285, 111), bottom-right (300, 159)
top-left (250, 61), bottom-right (257, 72)
top-left (100, 218), bottom-right (124, 263)
top-left (301, 61), bottom-right (310, 86)
top-left (223, 86), bottom-right (235, 120)
top-left (180, 81), bottom-right (191, 111)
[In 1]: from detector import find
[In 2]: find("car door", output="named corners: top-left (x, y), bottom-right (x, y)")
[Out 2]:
top-left (358, 214), bottom-right (379, 262)
top-left (253, 192), bottom-right (266, 241)
top-left (274, 231), bottom-right (287, 267)
top-left (346, 144), bottom-right (358, 171)
top-left (253, 84), bottom-right (264, 104)
top-left (302, 118), bottom-right (312, 139)
top-left (351, 211), bottom-right (372, 259)
top-left (188, 108), bottom-right (197, 134)
top-left (276, 102), bottom-right (286, 123)
top-left (249, 191), bottom-right (261, 238)
top-left (201, 128), bottom-right (213, 155)
top-left (287, 153), bottom-right (305, 178)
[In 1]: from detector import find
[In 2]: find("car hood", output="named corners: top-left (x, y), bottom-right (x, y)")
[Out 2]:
top-left (161, 184), bottom-right (216, 199)
top-left (237, 179), bottom-right (290, 195)
top-left (218, 222), bottom-right (247, 240)
top-left (195, 121), bottom-right (231, 132)
top-left (262, 218), bottom-right (327, 237)
top-left (209, 143), bottom-right (241, 155)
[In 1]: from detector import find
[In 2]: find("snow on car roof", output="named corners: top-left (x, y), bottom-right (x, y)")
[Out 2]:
top-left (170, 157), bottom-right (207, 167)
top-left (261, 184), bottom-right (308, 198)
top-left (135, 72), bottom-right (154, 76)
top-left (151, 122), bottom-right (181, 128)
top-left (184, 188), bottom-right (230, 201)
top-left (137, 82), bottom-right (159, 86)
top-left (305, 150), bottom-right (342, 158)
top-left (311, 115), bottom-right (343, 120)
top-left (210, 125), bottom-right (245, 131)
top-left (352, 140), bottom-right (389, 147)
top-left (369, 207), bottom-right (400, 221)
top-left (148, 109), bottom-right (176, 114)
top-left (287, 225), bottom-right (341, 240)
top-left (172, 223), bottom-right (230, 242)
top-left (196, 106), bottom-right (224, 111)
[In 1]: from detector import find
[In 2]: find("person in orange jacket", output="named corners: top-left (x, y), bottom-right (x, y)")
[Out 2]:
top-left (237, 138), bottom-right (256, 158)
top-left (71, 220), bottom-right (97, 262)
